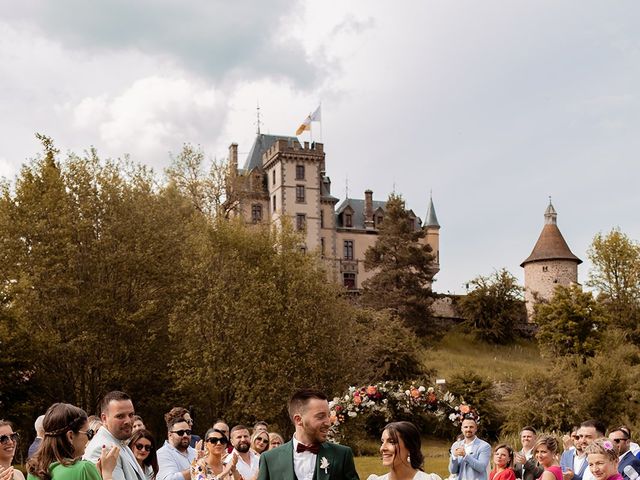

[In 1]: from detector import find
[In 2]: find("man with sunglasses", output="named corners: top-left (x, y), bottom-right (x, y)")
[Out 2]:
top-left (83, 391), bottom-right (145, 480)
top-left (609, 427), bottom-right (640, 480)
top-left (157, 416), bottom-right (197, 480)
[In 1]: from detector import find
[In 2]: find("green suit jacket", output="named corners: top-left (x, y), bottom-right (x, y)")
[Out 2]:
top-left (257, 440), bottom-right (359, 480)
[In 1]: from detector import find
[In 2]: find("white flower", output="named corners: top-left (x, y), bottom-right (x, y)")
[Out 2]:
top-left (348, 411), bottom-right (357, 417)
top-left (427, 387), bottom-right (435, 393)
top-left (320, 456), bottom-right (330, 474)
top-left (405, 390), bottom-right (410, 396)
top-left (418, 386), bottom-right (426, 392)
top-left (344, 394), bottom-right (350, 400)
top-left (382, 399), bottom-right (388, 404)
top-left (449, 413), bottom-right (458, 421)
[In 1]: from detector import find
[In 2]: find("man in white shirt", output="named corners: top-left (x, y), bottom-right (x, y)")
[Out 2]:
top-left (228, 425), bottom-right (259, 480)
top-left (609, 427), bottom-right (640, 480)
top-left (449, 417), bottom-right (491, 480)
top-left (575, 420), bottom-right (606, 480)
top-left (157, 417), bottom-right (197, 480)
top-left (514, 426), bottom-right (544, 480)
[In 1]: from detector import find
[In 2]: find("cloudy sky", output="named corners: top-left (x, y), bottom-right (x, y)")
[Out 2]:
top-left (1, 1), bottom-right (639, 294)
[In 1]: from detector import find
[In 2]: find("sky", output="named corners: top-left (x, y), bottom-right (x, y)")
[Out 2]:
top-left (1, 0), bottom-right (639, 294)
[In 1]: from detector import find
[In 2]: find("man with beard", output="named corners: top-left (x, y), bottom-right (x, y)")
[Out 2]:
top-left (227, 425), bottom-right (259, 480)
top-left (575, 420), bottom-right (606, 480)
top-left (449, 416), bottom-right (491, 480)
top-left (258, 389), bottom-right (359, 480)
top-left (561, 426), bottom-right (587, 480)
top-left (157, 416), bottom-right (197, 480)
top-left (83, 391), bottom-right (146, 480)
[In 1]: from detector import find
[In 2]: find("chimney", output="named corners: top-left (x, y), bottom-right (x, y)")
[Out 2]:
top-left (364, 189), bottom-right (374, 229)
top-left (229, 143), bottom-right (238, 175)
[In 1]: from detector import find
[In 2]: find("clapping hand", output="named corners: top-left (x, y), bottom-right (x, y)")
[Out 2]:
top-left (0, 466), bottom-right (14, 480)
top-left (514, 452), bottom-right (526, 464)
top-left (454, 446), bottom-right (466, 457)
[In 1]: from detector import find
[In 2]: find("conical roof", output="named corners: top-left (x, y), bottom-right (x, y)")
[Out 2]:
top-left (521, 201), bottom-right (582, 267)
top-left (424, 195), bottom-right (440, 228)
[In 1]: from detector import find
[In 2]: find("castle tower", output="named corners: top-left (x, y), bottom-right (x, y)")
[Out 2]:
top-left (423, 194), bottom-right (440, 275)
top-left (521, 200), bottom-right (582, 319)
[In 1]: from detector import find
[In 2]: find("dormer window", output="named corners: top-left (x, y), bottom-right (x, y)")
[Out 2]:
top-left (345, 213), bottom-right (353, 227)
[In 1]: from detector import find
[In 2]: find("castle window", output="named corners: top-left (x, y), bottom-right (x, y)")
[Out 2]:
top-left (376, 214), bottom-right (383, 227)
top-left (272, 195), bottom-right (276, 212)
top-left (320, 210), bottom-right (324, 228)
top-left (296, 214), bottom-right (306, 231)
top-left (343, 240), bottom-right (354, 260)
top-left (296, 185), bottom-right (305, 203)
top-left (272, 169), bottom-right (276, 185)
top-left (343, 273), bottom-right (356, 290)
top-left (251, 204), bottom-right (262, 223)
top-left (296, 165), bottom-right (305, 180)
top-left (345, 213), bottom-right (353, 228)
top-left (542, 266), bottom-right (548, 272)
top-left (320, 237), bottom-right (325, 257)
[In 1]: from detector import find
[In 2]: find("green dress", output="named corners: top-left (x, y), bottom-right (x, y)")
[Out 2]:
top-left (27, 461), bottom-right (102, 480)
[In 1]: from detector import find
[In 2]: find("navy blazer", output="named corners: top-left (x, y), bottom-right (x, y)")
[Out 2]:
top-left (619, 451), bottom-right (640, 480)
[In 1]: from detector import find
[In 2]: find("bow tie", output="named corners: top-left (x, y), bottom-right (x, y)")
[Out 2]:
top-left (296, 442), bottom-right (320, 454)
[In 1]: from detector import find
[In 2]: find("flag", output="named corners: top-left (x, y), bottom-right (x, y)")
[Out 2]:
top-left (296, 115), bottom-right (311, 135)
top-left (295, 105), bottom-right (321, 135)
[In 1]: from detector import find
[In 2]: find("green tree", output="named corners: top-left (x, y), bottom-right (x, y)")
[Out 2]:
top-left (535, 284), bottom-right (607, 361)
top-left (458, 269), bottom-right (525, 344)
top-left (587, 228), bottom-right (640, 331)
top-left (361, 193), bottom-right (437, 336)
top-left (0, 136), bottom-right (192, 434)
top-left (168, 218), bottom-right (366, 434)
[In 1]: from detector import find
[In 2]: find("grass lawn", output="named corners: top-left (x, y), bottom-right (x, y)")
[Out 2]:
top-left (355, 437), bottom-right (451, 478)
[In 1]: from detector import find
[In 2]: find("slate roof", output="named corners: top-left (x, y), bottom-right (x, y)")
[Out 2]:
top-left (424, 196), bottom-right (440, 228)
top-left (521, 203), bottom-right (582, 266)
top-left (335, 198), bottom-right (422, 229)
top-left (242, 134), bottom-right (301, 171)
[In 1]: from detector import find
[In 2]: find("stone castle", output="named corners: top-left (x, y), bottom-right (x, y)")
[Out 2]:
top-left (226, 133), bottom-right (440, 290)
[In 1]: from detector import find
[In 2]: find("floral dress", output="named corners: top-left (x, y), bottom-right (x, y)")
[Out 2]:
top-left (190, 459), bottom-right (233, 480)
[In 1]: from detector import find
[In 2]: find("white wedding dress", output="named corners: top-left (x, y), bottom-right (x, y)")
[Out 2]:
top-left (367, 472), bottom-right (442, 480)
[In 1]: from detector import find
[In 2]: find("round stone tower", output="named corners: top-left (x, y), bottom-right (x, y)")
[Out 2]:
top-left (520, 200), bottom-right (582, 319)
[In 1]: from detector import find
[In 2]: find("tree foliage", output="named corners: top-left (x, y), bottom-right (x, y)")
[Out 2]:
top-left (458, 269), bottom-right (525, 344)
top-left (587, 228), bottom-right (640, 331)
top-left (361, 193), bottom-right (437, 336)
top-left (535, 284), bottom-right (607, 361)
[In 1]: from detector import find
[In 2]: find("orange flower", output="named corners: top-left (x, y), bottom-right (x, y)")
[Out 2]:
top-left (460, 405), bottom-right (470, 413)
top-left (410, 388), bottom-right (420, 398)
top-left (366, 385), bottom-right (377, 395)
top-left (354, 395), bottom-right (362, 405)
top-left (330, 414), bottom-right (338, 424)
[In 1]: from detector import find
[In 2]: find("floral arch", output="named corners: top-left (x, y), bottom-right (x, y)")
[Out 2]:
top-left (328, 381), bottom-right (478, 442)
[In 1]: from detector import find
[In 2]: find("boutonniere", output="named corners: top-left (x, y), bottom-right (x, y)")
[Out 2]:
top-left (320, 456), bottom-right (330, 474)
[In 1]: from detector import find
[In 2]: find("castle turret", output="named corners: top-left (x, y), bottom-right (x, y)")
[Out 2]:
top-left (423, 194), bottom-right (440, 273)
top-left (521, 200), bottom-right (582, 319)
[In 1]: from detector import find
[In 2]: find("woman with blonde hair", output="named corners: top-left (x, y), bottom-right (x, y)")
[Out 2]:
top-left (250, 431), bottom-right (269, 455)
top-left (534, 435), bottom-right (562, 480)
top-left (585, 438), bottom-right (622, 480)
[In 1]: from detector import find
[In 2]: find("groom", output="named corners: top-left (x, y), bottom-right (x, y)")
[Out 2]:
top-left (258, 388), bottom-right (359, 480)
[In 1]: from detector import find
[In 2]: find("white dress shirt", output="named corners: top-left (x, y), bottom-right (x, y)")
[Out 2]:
top-left (293, 435), bottom-right (317, 480)
top-left (225, 449), bottom-right (259, 480)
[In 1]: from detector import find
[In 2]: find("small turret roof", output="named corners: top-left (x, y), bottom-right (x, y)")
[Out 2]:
top-left (521, 201), bottom-right (582, 267)
top-left (424, 195), bottom-right (440, 228)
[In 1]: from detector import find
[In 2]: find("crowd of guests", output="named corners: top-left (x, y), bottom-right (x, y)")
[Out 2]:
top-left (0, 391), bottom-right (638, 480)
top-left (448, 419), bottom-right (640, 480)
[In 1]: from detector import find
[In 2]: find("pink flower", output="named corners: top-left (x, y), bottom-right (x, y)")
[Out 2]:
top-left (353, 395), bottom-right (362, 405)
top-left (366, 385), bottom-right (377, 396)
top-left (460, 405), bottom-right (470, 414)
top-left (603, 440), bottom-right (614, 450)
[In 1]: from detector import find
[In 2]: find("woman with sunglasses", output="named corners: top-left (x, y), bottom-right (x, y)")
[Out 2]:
top-left (129, 429), bottom-right (158, 480)
top-left (250, 432), bottom-right (269, 456)
top-left (191, 429), bottom-right (240, 480)
top-left (26, 403), bottom-right (120, 480)
top-left (0, 420), bottom-right (25, 480)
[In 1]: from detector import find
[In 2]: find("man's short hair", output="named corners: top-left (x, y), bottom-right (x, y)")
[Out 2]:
top-left (609, 427), bottom-right (630, 439)
top-left (580, 420), bottom-right (606, 436)
top-left (100, 391), bottom-right (131, 415)
top-left (230, 424), bottom-right (249, 436)
top-left (521, 426), bottom-right (537, 435)
top-left (167, 416), bottom-right (188, 431)
top-left (164, 407), bottom-right (189, 428)
top-left (288, 389), bottom-right (327, 421)
top-left (254, 421), bottom-right (268, 430)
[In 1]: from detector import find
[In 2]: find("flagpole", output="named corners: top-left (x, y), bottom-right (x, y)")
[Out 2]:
top-left (318, 102), bottom-right (323, 143)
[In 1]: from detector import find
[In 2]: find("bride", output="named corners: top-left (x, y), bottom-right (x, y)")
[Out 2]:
top-left (368, 421), bottom-right (442, 480)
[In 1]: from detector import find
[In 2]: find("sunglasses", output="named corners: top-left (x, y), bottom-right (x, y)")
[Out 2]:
top-left (612, 438), bottom-right (629, 443)
top-left (257, 438), bottom-right (269, 443)
top-left (171, 429), bottom-right (192, 437)
top-left (0, 433), bottom-right (19, 444)
top-left (78, 429), bottom-right (95, 441)
top-left (206, 437), bottom-right (227, 445)
top-left (135, 443), bottom-right (153, 452)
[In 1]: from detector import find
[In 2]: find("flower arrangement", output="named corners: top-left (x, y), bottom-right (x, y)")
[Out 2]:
top-left (328, 381), bottom-right (474, 442)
